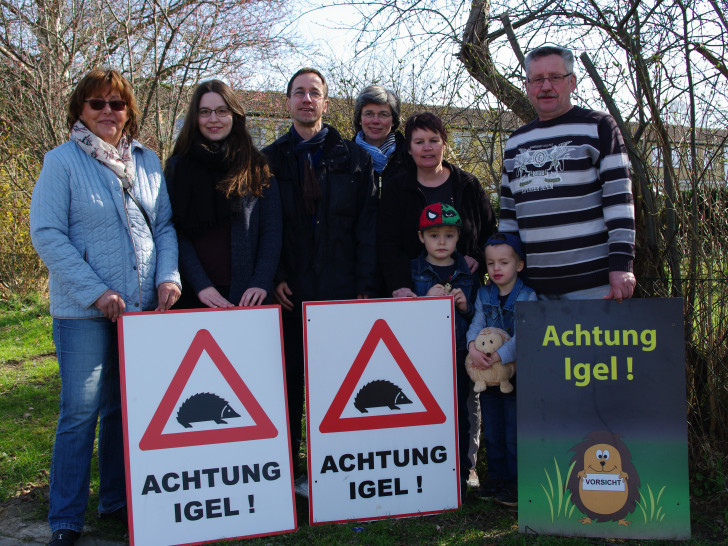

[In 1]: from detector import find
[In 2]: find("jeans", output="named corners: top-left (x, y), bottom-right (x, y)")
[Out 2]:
top-left (49, 318), bottom-right (126, 533)
top-left (466, 383), bottom-right (481, 469)
top-left (479, 389), bottom-right (517, 483)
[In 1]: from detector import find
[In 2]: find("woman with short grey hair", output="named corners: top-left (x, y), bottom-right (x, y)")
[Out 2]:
top-left (352, 84), bottom-right (411, 198)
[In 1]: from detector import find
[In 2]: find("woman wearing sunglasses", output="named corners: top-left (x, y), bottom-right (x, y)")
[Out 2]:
top-left (30, 69), bottom-right (181, 545)
top-left (165, 80), bottom-right (281, 309)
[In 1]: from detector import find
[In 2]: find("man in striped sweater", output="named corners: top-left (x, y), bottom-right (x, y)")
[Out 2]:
top-left (499, 46), bottom-right (636, 301)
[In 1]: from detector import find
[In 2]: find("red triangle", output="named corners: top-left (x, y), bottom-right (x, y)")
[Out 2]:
top-left (139, 329), bottom-right (277, 450)
top-left (319, 319), bottom-right (446, 433)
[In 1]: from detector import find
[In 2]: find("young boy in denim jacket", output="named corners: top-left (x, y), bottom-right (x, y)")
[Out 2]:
top-left (410, 202), bottom-right (478, 498)
top-left (466, 232), bottom-right (536, 507)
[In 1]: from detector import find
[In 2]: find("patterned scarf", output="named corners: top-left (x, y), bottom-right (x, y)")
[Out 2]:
top-left (355, 130), bottom-right (396, 173)
top-left (70, 120), bottom-right (134, 188)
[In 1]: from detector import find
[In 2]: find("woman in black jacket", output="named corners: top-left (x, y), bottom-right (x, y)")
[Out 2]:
top-left (166, 80), bottom-right (281, 309)
top-left (377, 112), bottom-right (496, 297)
top-left (377, 111), bottom-right (497, 495)
top-left (352, 85), bottom-right (412, 199)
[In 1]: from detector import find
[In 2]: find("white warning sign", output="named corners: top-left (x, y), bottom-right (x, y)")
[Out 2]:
top-left (119, 307), bottom-right (296, 545)
top-left (304, 298), bottom-right (460, 524)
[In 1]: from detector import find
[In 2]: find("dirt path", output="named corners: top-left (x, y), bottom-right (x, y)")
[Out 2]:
top-left (0, 497), bottom-right (126, 546)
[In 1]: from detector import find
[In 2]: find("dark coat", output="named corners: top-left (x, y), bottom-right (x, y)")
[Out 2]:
top-left (165, 156), bottom-right (282, 306)
top-left (263, 125), bottom-right (377, 304)
top-left (366, 131), bottom-right (415, 200)
top-left (354, 130), bottom-right (414, 297)
top-left (410, 251), bottom-right (476, 350)
top-left (377, 160), bottom-right (496, 295)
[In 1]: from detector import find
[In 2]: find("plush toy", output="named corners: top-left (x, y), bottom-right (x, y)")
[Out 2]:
top-left (465, 327), bottom-right (515, 393)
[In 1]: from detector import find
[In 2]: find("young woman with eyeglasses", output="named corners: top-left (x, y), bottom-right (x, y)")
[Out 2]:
top-left (165, 80), bottom-right (281, 309)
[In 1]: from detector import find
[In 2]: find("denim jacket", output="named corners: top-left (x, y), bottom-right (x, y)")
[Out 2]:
top-left (466, 277), bottom-right (537, 365)
top-left (410, 251), bottom-right (476, 350)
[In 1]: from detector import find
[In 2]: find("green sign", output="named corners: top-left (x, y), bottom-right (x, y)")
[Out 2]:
top-left (516, 298), bottom-right (690, 539)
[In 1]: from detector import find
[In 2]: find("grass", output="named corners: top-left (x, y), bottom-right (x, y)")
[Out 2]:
top-left (636, 484), bottom-right (667, 524)
top-left (0, 291), bottom-right (54, 364)
top-left (540, 457), bottom-right (576, 523)
top-left (0, 292), bottom-right (726, 544)
top-left (0, 292), bottom-right (57, 502)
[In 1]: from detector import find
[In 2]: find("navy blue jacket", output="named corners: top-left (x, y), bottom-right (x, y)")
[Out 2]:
top-left (410, 251), bottom-right (476, 350)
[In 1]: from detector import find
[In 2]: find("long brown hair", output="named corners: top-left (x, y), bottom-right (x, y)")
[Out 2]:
top-left (170, 80), bottom-right (271, 198)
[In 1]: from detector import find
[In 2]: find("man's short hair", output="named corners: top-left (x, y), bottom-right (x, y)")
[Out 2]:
top-left (524, 46), bottom-right (574, 76)
top-left (286, 68), bottom-right (328, 98)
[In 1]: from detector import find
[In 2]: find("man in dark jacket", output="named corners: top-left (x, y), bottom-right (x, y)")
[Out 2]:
top-left (262, 68), bottom-right (377, 495)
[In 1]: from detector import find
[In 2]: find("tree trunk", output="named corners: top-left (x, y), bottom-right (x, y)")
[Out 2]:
top-left (458, 0), bottom-right (536, 123)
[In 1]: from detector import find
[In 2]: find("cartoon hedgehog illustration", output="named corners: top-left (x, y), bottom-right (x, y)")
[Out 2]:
top-left (353, 380), bottom-right (412, 413)
top-left (566, 430), bottom-right (641, 526)
top-left (176, 392), bottom-right (241, 428)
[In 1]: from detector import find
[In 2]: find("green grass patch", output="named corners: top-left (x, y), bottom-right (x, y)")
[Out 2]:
top-left (540, 457), bottom-right (576, 523)
top-left (0, 292), bottom-right (58, 501)
top-left (0, 354), bottom-right (59, 500)
top-left (0, 292), bottom-right (54, 364)
top-left (636, 483), bottom-right (667, 523)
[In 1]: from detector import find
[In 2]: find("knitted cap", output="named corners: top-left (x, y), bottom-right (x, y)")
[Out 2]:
top-left (485, 232), bottom-right (525, 261)
top-left (419, 202), bottom-right (462, 231)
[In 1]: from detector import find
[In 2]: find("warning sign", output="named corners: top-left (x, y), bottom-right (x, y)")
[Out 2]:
top-left (119, 307), bottom-right (296, 545)
top-left (516, 299), bottom-right (690, 539)
top-left (319, 318), bottom-right (446, 433)
top-left (139, 328), bottom-right (277, 450)
top-left (304, 298), bottom-right (460, 524)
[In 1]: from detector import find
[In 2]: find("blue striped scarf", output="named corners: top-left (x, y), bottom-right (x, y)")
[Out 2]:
top-left (355, 131), bottom-right (396, 173)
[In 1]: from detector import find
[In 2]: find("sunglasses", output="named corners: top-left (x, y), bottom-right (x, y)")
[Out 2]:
top-left (84, 99), bottom-right (128, 111)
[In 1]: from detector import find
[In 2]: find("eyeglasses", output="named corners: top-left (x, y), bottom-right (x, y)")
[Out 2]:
top-left (291, 89), bottom-right (324, 100)
top-left (84, 99), bottom-right (127, 111)
top-left (527, 73), bottom-right (573, 87)
top-left (198, 107), bottom-right (232, 118)
top-left (362, 111), bottom-right (392, 120)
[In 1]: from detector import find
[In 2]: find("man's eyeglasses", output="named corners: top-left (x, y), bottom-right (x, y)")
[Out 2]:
top-left (291, 90), bottom-right (324, 100)
top-left (199, 107), bottom-right (232, 118)
top-left (527, 73), bottom-right (573, 87)
top-left (84, 99), bottom-right (127, 111)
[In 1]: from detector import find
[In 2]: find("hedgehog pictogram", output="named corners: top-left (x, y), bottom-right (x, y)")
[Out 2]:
top-left (176, 392), bottom-right (241, 428)
top-left (566, 430), bottom-right (641, 526)
top-left (353, 380), bottom-right (412, 413)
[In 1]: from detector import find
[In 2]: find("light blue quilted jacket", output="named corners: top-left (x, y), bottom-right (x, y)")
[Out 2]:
top-left (30, 139), bottom-right (180, 318)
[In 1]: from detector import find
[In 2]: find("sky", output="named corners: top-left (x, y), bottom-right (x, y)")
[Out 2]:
top-left (255, 2), bottom-right (362, 90)
top-left (260, 1), bottom-right (482, 106)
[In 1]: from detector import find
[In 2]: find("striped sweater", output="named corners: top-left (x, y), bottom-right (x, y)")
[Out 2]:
top-left (499, 106), bottom-right (635, 295)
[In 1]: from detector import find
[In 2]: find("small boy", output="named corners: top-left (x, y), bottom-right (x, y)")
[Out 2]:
top-left (410, 202), bottom-right (478, 497)
top-left (466, 232), bottom-right (536, 507)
